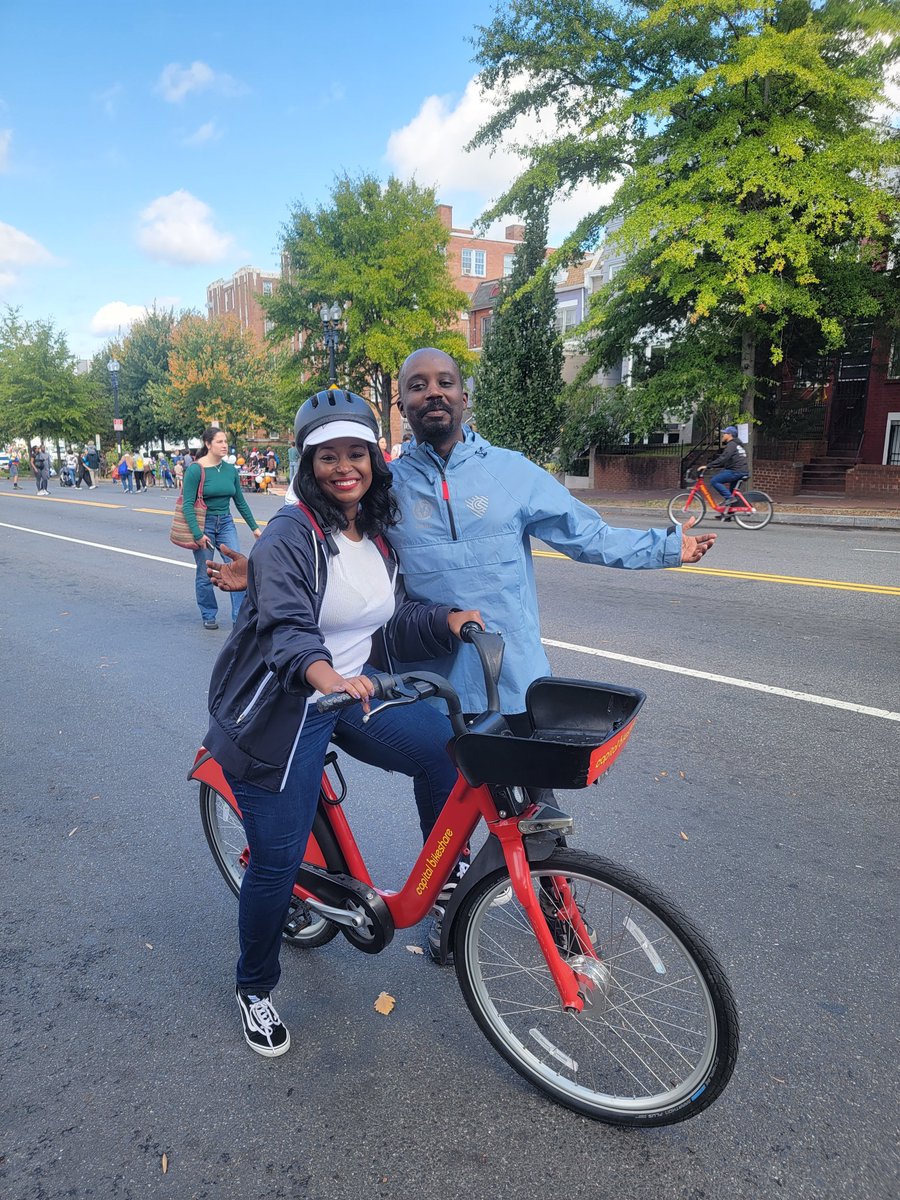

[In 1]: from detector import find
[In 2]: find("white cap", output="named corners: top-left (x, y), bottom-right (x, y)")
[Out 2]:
top-left (303, 420), bottom-right (377, 448)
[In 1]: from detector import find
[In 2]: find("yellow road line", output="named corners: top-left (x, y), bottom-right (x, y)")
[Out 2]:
top-left (0, 490), bottom-right (121, 510)
top-left (531, 548), bottom-right (900, 596)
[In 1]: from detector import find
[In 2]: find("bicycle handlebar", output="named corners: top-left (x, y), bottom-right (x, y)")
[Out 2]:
top-left (314, 626), bottom-right (504, 738)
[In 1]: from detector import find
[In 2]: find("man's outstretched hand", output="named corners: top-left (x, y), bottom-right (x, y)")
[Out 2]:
top-left (679, 516), bottom-right (716, 563)
top-left (207, 544), bottom-right (249, 591)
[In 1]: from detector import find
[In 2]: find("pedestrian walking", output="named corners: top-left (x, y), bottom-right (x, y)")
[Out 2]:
top-left (182, 427), bottom-right (261, 630)
top-left (133, 451), bottom-right (146, 492)
top-left (31, 445), bottom-right (50, 495)
top-left (118, 452), bottom-right (134, 493)
top-left (9, 453), bottom-right (20, 488)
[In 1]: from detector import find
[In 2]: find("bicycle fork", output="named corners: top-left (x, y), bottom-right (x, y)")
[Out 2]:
top-left (492, 822), bottom-right (595, 1014)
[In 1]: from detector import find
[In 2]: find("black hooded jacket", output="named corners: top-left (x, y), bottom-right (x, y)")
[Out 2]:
top-left (707, 439), bottom-right (748, 472)
top-left (203, 503), bottom-right (456, 792)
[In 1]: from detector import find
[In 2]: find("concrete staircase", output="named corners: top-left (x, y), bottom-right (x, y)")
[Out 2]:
top-left (799, 456), bottom-right (855, 495)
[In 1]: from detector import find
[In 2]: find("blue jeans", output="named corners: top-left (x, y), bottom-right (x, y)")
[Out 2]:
top-left (192, 511), bottom-right (245, 623)
top-left (225, 677), bottom-right (457, 993)
top-left (709, 470), bottom-right (747, 501)
top-left (120, 470), bottom-right (133, 493)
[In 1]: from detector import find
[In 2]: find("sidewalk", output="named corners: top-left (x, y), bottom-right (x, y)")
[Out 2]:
top-left (573, 487), bottom-right (900, 531)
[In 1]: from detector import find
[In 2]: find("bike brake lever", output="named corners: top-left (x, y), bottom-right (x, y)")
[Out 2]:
top-left (362, 681), bottom-right (435, 724)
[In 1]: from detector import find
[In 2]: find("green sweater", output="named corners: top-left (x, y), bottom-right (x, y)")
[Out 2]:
top-left (182, 462), bottom-right (260, 541)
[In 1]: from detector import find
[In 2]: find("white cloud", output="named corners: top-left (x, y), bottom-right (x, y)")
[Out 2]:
top-left (0, 221), bottom-right (54, 291)
top-left (89, 301), bottom-right (150, 336)
top-left (182, 120), bottom-right (221, 147)
top-left (0, 129), bottom-right (11, 172)
top-left (156, 61), bottom-right (245, 103)
top-left (137, 190), bottom-right (233, 265)
top-left (386, 76), bottom-right (617, 246)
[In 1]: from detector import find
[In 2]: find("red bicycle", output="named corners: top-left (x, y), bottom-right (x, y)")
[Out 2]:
top-left (191, 627), bottom-right (739, 1127)
top-left (668, 468), bottom-right (774, 529)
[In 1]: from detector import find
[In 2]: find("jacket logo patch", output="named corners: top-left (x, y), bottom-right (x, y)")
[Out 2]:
top-left (413, 499), bottom-right (434, 521)
top-left (466, 495), bottom-right (489, 518)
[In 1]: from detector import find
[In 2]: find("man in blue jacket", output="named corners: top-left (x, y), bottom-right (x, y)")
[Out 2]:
top-left (210, 348), bottom-right (715, 717)
top-left (389, 348), bottom-right (715, 714)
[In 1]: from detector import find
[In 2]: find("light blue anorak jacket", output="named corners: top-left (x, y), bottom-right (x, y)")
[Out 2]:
top-left (389, 428), bottom-right (682, 713)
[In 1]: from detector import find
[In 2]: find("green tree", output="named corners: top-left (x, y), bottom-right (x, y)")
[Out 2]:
top-left (474, 191), bottom-right (564, 461)
top-left (99, 308), bottom-right (178, 448)
top-left (150, 313), bottom-right (278, 442)
top-left (265, 173), bottom-right (473, 436)
top-left (0, 306), bottom-right (103, 447)
top-left (471, 0), bottom-right (900, 458)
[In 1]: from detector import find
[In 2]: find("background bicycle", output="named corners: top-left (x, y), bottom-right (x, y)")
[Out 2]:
top-left (668, 468), bottom-right (774, 529)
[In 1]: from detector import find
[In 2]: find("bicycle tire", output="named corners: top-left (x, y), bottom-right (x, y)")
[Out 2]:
top-left (667, 492), bottom-right (706, 526)
top-left (733, 491), bottom-right (773, 530)
top-left (199, 782), bottom-right (340, 949)
top-left (453, 848), bottom-right (738, 1126)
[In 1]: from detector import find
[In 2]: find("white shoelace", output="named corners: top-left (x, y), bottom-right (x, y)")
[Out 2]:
top-left (247, 996), bottom-right (279, 1035)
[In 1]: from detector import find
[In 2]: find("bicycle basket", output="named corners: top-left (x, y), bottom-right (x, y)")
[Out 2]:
top-left (452, 678), bottom-right (645, 790)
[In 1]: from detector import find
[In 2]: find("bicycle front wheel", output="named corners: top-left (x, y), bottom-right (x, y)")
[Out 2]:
top-left (733, 491), bottom-right (773, 530)
top-left (667, 492), bottom-right (706, 526)
top-left (199, 782), bottom-right (339, 948)
top-left (454, 849), bottom-right (738, 1126)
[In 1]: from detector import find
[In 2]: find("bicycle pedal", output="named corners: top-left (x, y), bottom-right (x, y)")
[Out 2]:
top-left (284, 904), bottom-right (313, 937)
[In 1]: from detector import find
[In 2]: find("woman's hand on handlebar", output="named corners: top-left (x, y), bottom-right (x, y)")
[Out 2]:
top-left (305, 661), bottom-right (376, 712)
top-left (448, 609), bottom-right (484, 639)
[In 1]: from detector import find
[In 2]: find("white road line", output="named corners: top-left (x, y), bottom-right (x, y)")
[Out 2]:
top-left (4, 519), bottom-right (897, 722)
top-left (853, 548), bottom-right (900, 554)
top-left (0, 521), bottom-right (194, 569)
top-left (541, 637), bottom-right (900, 724)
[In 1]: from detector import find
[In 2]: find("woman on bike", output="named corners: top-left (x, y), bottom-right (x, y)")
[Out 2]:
top-left (202, 391), bottom-right (480, 1058)
top-left (182, 427), bottom-right (262, 630)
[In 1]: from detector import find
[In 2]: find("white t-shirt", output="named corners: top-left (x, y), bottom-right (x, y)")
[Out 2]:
top-left (317, 533), bottom-right (395, 683)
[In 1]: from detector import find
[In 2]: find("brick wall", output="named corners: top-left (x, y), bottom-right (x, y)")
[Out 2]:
top-left (751, 460), bottom-right (803, 497)
top-left (846, 464), bottom-right (900, 495)
top-left (592, 454), bottom-right (681, 490)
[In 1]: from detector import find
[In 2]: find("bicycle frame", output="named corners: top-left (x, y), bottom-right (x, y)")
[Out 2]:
top-left (689, 476), bottom-right (751, 512)
top-left (189, 748), bottom-right (611, 1013)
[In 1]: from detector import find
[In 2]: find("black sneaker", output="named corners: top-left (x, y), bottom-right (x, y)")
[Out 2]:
top-left (427, 856), bottom-right (474, 961)
top-left (235, 986), bottom-right (290, 1057)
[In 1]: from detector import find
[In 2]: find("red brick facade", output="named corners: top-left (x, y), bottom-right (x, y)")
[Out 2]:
top-left (751, 460), bottom-right (804, 497)
top-left (592, 454), bottom-right (681, 491)
top-left (846, 464), bottom-right (900, 495)
top-left (207, 266), bottom-right (279, 344)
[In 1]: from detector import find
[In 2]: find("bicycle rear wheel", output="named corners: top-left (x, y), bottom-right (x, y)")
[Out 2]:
top-left (667, 492), bottom-right (706, 526)
top-left (199, 782), bottom-right (339, 948)
top-left (454, 849), bottom-right (738, 1126)
top-left (733, 491), bottom-right (773, 529)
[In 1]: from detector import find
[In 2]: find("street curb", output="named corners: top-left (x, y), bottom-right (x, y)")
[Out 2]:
top-left (585, 503), bottom-right (900, 532)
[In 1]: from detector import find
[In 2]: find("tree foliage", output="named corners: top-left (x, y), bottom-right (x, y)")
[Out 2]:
top-left (102, 308), bottom-right (178, 448)
top-left (474, 191), bottom-right (564, 461)
top-left (0, 306), bottom-right (103, 446)
top-left (149, 314), bottom-right (278, 442)
top-left (471, 0), bottom-right (900, 446)
top-left (265, 173), bottom-right (473, 435)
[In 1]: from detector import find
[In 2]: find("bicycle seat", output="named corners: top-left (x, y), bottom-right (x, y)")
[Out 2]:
top-left (453, 678), bottom-right (645, 790)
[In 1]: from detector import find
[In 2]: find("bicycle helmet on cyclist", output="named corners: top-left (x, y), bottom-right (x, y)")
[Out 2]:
top-left (294, 389), bottom-right (378, 451)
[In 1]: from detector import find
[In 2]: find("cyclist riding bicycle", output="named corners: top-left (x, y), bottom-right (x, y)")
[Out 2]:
top-left (699, 426), bottom-right (748, 517)
top-left (201, 389), bottom-right (481, 1058)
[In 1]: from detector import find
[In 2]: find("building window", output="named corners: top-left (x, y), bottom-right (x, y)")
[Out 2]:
top-left (503, 254), bottom-right (516, 277)
top-left (888, 336), bottom-right (900, 379)
top-left (264, 319), bottom-right (274, 334)
top-left (262, 281), bottom-right (273, 296)
top-left (225, 289), bottom-right (233, 311)
top-left (481, 314), bottom-right (493, 342)
top-left (462, 248), bottom-right (486, 277)
top-left (554, 304), bottom-right (578, 335)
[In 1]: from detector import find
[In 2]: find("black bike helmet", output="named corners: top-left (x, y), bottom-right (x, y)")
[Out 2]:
top-left (294, 389), bottom-right (379, 451)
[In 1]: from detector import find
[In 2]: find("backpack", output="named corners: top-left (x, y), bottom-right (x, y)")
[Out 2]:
top-left (118, 461), bottom-right (128, 477)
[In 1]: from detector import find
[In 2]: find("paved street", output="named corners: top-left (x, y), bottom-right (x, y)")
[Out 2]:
top-left (1, 484), bottom-right (898, 1200)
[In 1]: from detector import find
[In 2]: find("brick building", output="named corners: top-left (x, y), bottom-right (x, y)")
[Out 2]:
top-left (206, 266), bottom-right (279, 344)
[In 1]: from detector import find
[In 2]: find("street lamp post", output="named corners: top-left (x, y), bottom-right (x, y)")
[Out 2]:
top-left (319, 302), bottom-right (343, 387)
top-left (107, 358), bottom-right (122, 455)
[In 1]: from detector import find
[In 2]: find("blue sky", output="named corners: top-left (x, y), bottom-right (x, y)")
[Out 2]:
top-left (1, 1), bottom-right (608, 359)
